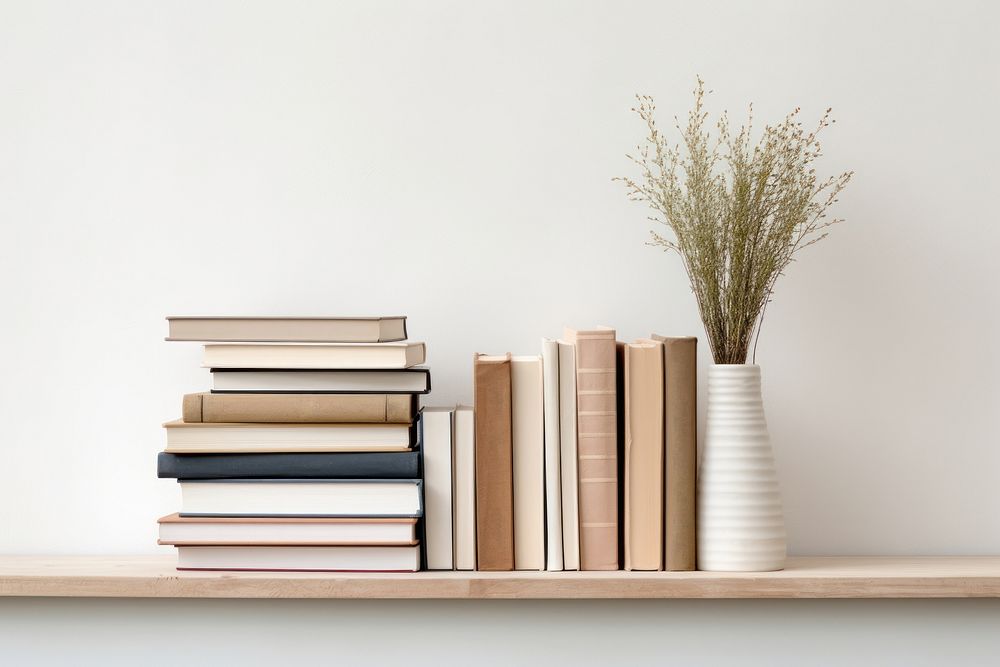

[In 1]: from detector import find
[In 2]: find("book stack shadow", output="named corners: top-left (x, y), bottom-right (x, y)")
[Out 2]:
top-left (157, 316), bottom-right (430, 572)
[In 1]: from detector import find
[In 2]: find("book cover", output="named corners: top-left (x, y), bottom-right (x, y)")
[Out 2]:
top-left (557, 340), bottom-right (581, 570)
top-left (210, 368), bottom-right (431, 394)
top-left (453, 405), bottom-right (477, 571)
top-left (473, 353), bottom-right (514, 571)
top-left (182, 392), bottom-right (416, 423)
top-left (166, 316), bottom-right (407, 343)
top-left (202, 342), bottom-right (426, 370)
top-left (511, 355), bottom-right (545, 571)
top-left (421, 407), bottom-right (455, 570)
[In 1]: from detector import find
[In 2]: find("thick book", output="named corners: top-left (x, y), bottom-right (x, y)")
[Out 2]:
top-left (624, 341), bottom-right (665, 571)
top-left (211, 368), bottom-right (431, 394)
top-left (512, 355), bottom-right (544, 571)
top-left (473, 353), bottom-right (514, 571)
top-left (653, 334), bottom-right (698, 571)
top-left (453, 405), bottom-right (476, 571)
top-left (202, 342), bottom-right (426, 369)
top-left (564, 326), bottom-right (619, 571)
top-left (166, 316), bottom-right (407, 343)
top-left (422, 407), bottom-right (455, 570)
top-left (541, 339), bottom-right (563, 572)
top-left (557, 339), bottom-right (581, 571)
top-left (182, 392), bottom-right (416, 423)
top-left (158, 514), bottom-right (418, 545)
top-left (178, 479), bottom-right (423, 517)
top-left (176, 545), bottom-right (421, 572)
top-left (157, 451), bottom-right (420, 479)
top-left (163, 420), bottom-right (414, 454)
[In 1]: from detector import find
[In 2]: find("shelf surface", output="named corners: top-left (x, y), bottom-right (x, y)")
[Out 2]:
top-left (2, 556), bottom-right (999, 599)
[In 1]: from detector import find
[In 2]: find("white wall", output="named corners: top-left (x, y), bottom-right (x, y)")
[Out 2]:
top-left (1, 0), bottom-right (998, 663)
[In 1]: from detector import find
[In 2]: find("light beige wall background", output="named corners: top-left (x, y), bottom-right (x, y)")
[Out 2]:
top-left (1, 0), bottom-right (998, 663)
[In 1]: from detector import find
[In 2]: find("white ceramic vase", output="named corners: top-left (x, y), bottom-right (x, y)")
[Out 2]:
top-left (698, 364), bottom-right (786, 571)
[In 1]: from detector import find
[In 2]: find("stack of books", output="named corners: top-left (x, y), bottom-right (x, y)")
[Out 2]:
top-left (156, 316), bottom-right (430, 572)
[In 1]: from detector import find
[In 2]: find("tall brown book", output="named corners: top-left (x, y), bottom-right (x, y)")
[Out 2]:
top-left (653, 334), bottom-right (698, 571)
top-left (474, 353), bottom-right (514, 571)
top-left (564, 327), bottom-right (619, 571)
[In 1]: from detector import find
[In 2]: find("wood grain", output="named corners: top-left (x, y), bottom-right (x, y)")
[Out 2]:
top-left (1, 556), bottom-right (999, 599)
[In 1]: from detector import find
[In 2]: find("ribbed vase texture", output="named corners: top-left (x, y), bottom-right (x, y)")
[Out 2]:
top-left (698, 364), bottom-right (786, 571)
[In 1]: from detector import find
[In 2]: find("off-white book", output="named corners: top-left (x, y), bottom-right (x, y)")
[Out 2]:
top-left (176, 545), bottom-right (420, 572)
top-left (166, 316), bottom-right (407, 343)
top-left (511, 355), bottom-right (545, 571)
top-left (157, 514), bottom-right (418, 546)
top-left (541, 339), bottom-right (564, 571)
top-left (179, 480), bottom-right (423, 517)
top-left (422, 407), bottom-right (455, 570)
top-left (453, 405), bottom-right (477, 571)
top-left (163, 420), bottom-right (411, 454)
top-left (202, 342), bottom-right (426, 369)
top-left (557, 340), bottom-right (581, 570)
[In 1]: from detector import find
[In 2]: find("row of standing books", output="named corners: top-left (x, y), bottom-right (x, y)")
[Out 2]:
top-left (420, 327), bottom-right (698, 571)
top-left (157, 316), bottom-right (429, 572)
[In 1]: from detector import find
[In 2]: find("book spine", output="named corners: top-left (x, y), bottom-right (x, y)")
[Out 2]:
top-left (569, 329), bottom-right (620, 571)
top-left (664, 337), bottom-right (697, 571)
top-left (541, 340), bottom-right (564, 571)
top-left (512, 356), bottom-right (545, 571)
top-left (181, 393), bottom-right (415, 423)
top-left (157, 451), bottom-right (421, 479)
top-left (453, 407), bottom-right (477, 571)
top-left (422, 409), bottom-right (455, 570)
top-left (557, 341), bottom-right (581, 570)
top-left (474, 354), bottom-right (514, 571)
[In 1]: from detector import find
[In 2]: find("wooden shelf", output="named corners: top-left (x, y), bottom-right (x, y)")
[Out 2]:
top-left (2, 556), bottom-right (999, 599)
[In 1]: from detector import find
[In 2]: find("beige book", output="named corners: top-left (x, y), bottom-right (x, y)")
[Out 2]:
top-left (474, 354), bottom-right (514, 571)
top-left (201, 342), bottom-right (426, 370)
top-left (453, 406), bottom-right (477, 571)
top-left (541, 339), bottom-right (563, 571)
top-left (564, 326), bottom-right (619, 571)
top-left (652, 334), bottom-right (698, 571)
top-left (422, 407), bottom-right (455, 570)
top-left (182, 392), bottom-right (416, 423)
top-left (511, 355), bottom-right (545, 571)
top-left (166, 316), bottom-right (407, 343)
top-left (558, 340), bottom-right (581, 570)
top-left (163, 420), bottom-right (412, 454)
top-left (624, 342), bottom-right (665, 571)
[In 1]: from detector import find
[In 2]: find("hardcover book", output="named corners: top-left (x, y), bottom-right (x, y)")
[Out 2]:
top-left (541, 339), bottom-right (564, 571)
top-left (166, 316), bottom-right (408, 343)
top-left (564, 326), bottom-right (619, 571)
top-left (422, 407), bottom-right (455, 570)
top-left (182, 392), bottom-right (416, 423)
top-left (211, 368), bottom-right (431, 394)
top-left (157, 451), bottom-right (421, 479)
top-left (202, 342), bottom-right (426, 370)
top-left (624, 341), bottom-right (664, 571)
top-left (176, 545), bottom-right (421, 572)
top-left (453, 405), bottom-right (476, 571)
top-left (557, 339), bottom-right (581, 570)
top-left (511, 355), bottom-right (544, 571)
top-left (157, 514), bottom-right (418, 546)
top-left (473, 353), bottom-right (514, 571)
top-left (163, 420), bottom-right (414, 454)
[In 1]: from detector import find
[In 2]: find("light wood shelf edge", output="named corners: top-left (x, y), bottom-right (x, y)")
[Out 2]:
top-left (1, 556), bottom-right (999, 599)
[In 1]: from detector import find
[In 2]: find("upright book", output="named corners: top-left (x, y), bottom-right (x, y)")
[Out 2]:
top-left (453, 405), bottom-right (477, 571)
top-left (624, 341), bottom-right (664, 571)
top-left (202, 342), bottom-right (426, 370)
top-left (167, 316), bottom-right (408, 343)
top-left (473, 353), bottom-right (514, 571)
top-left (557, 339), bottom-right (580, 570)
top-left (511, 355), bottom-right (544, 571)
top-left (564, 326), bottom-right (619, 571)
top-left (421, 407), bottom-right (455, 570)
top-left (653, 334), bottom-right (698, 571)
top-left (541, 339), bottom-right (563, 571)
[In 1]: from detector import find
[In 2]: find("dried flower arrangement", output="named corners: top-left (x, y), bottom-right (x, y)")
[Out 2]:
top-left (617, 79), bottom-right (853, 364)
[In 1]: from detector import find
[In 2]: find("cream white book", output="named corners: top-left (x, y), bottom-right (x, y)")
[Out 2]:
top-left (178, 480), bottom-right (423, 517)
top-left (167, 316), bottom-right (407, 343)
top-left (176, 545), bottom-right (421, 572)
top-left (558, 340), bottom-right (581, 570)
top-left (202, 342), bottom-right (426, 369)
top-left (164, 420), bottom-right (412, 454)
top-left (541, 338), bottom-right (564, 571)
top-left (511, 355), bottom-right (545, 571)
top-left (211, 368), bottom-right (431, 394)
top-left (453, 405), bottom-right (477, 571)
top-left (422, 407), bottom-right (455, 570)
top-left (157, 514), bottom-right (418, 545)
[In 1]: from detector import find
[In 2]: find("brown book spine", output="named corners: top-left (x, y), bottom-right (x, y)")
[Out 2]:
top-left (566, 328), bottom-right (619, 571)
top-left (661, 336), bottom-right (698, 571)
top-left (474, 354), bottom-right (514, 571)
top-left (180, 393), bottom-right (415, 423)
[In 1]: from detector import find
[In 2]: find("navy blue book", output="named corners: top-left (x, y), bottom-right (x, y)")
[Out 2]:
top-left (158, 451), bottom-right (421, 480)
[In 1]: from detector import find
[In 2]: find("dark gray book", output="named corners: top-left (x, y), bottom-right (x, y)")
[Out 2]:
top-left (158, 451), bottom-right (421, 480)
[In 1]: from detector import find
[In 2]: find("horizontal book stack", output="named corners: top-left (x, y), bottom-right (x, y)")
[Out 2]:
top-left (157, 316), bottom-right (429, 572)
top-left (460, 327), bottom-right (698, 572)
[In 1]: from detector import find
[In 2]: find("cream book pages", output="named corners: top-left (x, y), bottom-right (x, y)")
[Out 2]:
top-left (421, 408), bottom-right (455, 570)
top-left (453, 406), bottom-right (477, 571)
top-left (511, 355), bottom-right (545, 571)
top-left (541, 339), bottom-right (564, 571)
top-left (557, 340), bottom-right (581, 570)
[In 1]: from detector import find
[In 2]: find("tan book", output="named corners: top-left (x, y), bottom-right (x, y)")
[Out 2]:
top-left (511, 356), bottom-right (544, 571)
top-left (564, 327), bottom-right (619, 571)
top-left (652, 334), bottom-right (698, 571)
top-left (624, 342), bottom-right (665, 571)
top-left (166, 316), bottom-right (407, 343)
top-left (201, 342), bottom-right (426, 370)
top-left (182, 393), bottom-right (416, 424)
top-left (163, 420), bottom-right (412, 454)
top-left (474, 354), bottom-right (514, 571)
